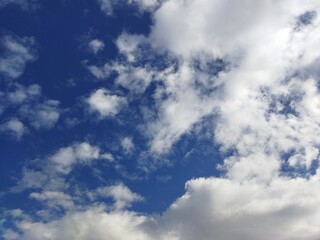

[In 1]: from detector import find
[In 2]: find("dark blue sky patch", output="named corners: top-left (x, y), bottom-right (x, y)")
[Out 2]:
top-left (295, 10), bottom-right (317, 30)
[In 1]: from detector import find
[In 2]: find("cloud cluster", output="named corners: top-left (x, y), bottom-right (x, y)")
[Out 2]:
top-left (4, 0), bottom-right (320, 239)
top-left (0, 83), bottom-right (60, 139)
top-left (5, 176), bottom-right (320, 240)
top-left (0, 34), bottom-right (60, 139)
top-left (70, 0), bottom-right (320, 239)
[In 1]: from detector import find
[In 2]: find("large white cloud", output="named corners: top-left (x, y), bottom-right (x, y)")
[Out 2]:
top-left (5, 176), bottom-right (320, 240)
top-left (83, 0), bottom-right (320, 238)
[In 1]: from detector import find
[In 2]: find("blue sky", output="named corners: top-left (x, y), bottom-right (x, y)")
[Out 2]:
top-left (1, 0), bottom-right (320, 239)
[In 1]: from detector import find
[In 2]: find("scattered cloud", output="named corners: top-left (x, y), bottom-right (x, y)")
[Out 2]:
top-left (14, 142), bottom-right (114, 193)
top-left (0, 83), bottom-right (60, 138)
top-left (0, 34), bottom-right (37, 79)
top-left (96, 0), bottom-right (160, 16)
top-left (0, 118), bottom-right (27, 140)
top-left (120, 137), bottom-right (135, 154)
top-left (7, 84), bottom-right (41, 104)
top-left (29, 191), bottom-right (75, 211)
top-left (20, 100), bottom-right (60, 129)
top-left (88, 39), bottom-right (105, 55)
top-left (89, 183), bottom-right (143, 210)
top-left (86, 88), bottom-right (127, 118)
top-left (0, 0), bottom-right (38, 10)
top-left (50, 142), bottom-right (113, 174)
top-left (97, 0), bottom-right (114, 16)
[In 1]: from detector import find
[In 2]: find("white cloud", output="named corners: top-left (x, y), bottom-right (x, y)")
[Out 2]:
top-left (50, 142), bottom-right (113, 174)
top-left (85, 61), bottom-right (156, 93)
top-left (0, 118), bottom-right (26, 140)
top-left (5, 1), bottom-right (320, 240)
top-left (114, 64), bottom-right (154, 93)
top-left (155, 176), bottom-right (320, 240)
top-left (115, 32), bottom-right (146, 62)
top-left (107, 0), bottom-right (320, 164)
top-left (87, 88), bottom-right (126, 118)
top-left (85, 63), bottom-right (111, 79)
top-left (0, 0), bottom-right (38, 10)
top-left (50, 147), bottom-right (77, 174)
top-left (96, 0), bottom-right (160, 16)
top-left (145, 62), bottom-right (217, 153)
top-left (0, 84), bottom-right (60, 136)
top-left (13, 167), bottom-right (68, 193)
top-left (29, 191), bottom-right (75, 210)
top-left (121, 137), bottom-right (135, 154)
top-left (7, 84), bottom-right (41, 104)
top-left (129, 0), bottom-right (159, 11)
top-left (88, 39), bottom-right (105, 55)
top-left (90, 183), bottom-right (143, 210)
top-left (5, 206), bottom-right (151, 240)
top-left (15, 169), bottom-right (50, 191)
top-left (0, 34), bottom-right (37, 79)
top-left (6, 176), bottom-right (320, 240)
top-left (20, 100), bottom-right (60, 129)
top-left (97, 0), bottom-right (113, 15)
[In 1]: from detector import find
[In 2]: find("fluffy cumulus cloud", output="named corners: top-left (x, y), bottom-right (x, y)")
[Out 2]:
top-left (5, 176), bottom-right (320, 240)
top-left (3, 206), bottom-right (151, 240)
top-left (87, 88), bottom-right (127, 118)
top-left (0, 34), bottom-right (37, 79)
top-left (75, 0), bottom-right (320, 239)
